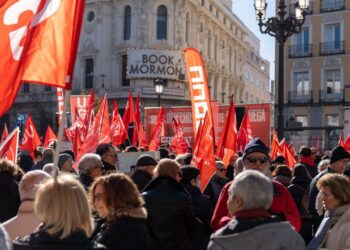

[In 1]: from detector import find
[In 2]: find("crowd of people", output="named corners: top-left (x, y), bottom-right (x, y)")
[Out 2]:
top-left (1, 138), bottom-right (350, 250)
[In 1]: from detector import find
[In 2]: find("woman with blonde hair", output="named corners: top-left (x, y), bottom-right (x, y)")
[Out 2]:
top-left (90, 173), bottom-right (149, 250)
top-left (13, 175), bottom-right (105, 250)
top-left (308, 173), bottom-right (350, 250)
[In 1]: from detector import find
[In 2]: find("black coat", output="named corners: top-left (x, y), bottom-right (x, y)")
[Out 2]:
top-left (13, 229), bottom-right (106, 250)
top-left (203, 174), bottom-right (230, 207)
top-left (288, 176), bottom-right (311, 216)
top-left (101, 160), bottom-right (115, 173)
top-left (0, 171), bottom-right (20, 222)
top-left (131, 169), bottom-right (152, 192)
top-left (79, 174), bottom-right (94, 191)
top-left (142, 176), bottom-right (198, 250)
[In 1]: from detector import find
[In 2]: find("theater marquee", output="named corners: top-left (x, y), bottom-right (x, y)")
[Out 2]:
top-left (127, 50), bottom-right (186, 81)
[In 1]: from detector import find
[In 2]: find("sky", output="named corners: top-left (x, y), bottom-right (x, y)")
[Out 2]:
top-left (233, 0), bottom-right (276, 81)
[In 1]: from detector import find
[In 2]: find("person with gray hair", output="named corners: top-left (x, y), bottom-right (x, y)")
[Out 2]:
top-left (42, 163), bottom-right (60, 177)
top-left (3, 170), bottom-right (51, 240)
top-left (208, 170), bottom-right (306, 250)
top-left (78, 153), bottom-right (103, 190)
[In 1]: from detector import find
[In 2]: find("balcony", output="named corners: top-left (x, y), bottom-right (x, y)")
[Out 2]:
top-left (319, 89), bottom-right (345, 103)
top-left (289, 44), bottom-right (313, 58)
top-left (320, 41), bottom-right (345, 56)
top-left (289, 1), bottom-right (313, 15)
top-left (288, 90), bottom-right (313, 104)
top-left (320, 0), bottom-right (345, 12)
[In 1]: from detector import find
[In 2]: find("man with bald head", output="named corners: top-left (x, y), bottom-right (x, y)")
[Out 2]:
top-left (3, 170), bottom-right (51, 240)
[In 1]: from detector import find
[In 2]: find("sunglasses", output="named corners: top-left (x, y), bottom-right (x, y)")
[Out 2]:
top-left (246, 157), bottom-right (270, 164)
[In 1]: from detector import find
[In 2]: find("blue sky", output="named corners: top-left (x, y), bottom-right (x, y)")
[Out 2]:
top-left (233, 0), bottom-right (276, 81)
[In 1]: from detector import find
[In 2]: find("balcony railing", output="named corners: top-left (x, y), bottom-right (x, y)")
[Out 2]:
top-left (289, 44), bottom-right (313, 58)
top-left (288, 90), bottom-right (313, 104)
top-left (320, 41), bottom-right (345, 56)
top-left (319, 89), bottom-right (345, 103)
top-left (289, 1), bottom-right (313, 15)
top-left (320, 0), bottom-right (345, 12)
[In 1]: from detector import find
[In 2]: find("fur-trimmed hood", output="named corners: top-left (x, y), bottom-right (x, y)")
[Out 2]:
top-left (112, 207), bottom-right (147, 220)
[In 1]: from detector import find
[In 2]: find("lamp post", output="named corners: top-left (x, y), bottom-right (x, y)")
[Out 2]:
top-left (254, 0), bottom-right (309, 140)
top-left (154, 78), bottom-right (164, 107)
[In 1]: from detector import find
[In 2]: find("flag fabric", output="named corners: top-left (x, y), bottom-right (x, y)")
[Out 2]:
top-left (43, 125), bottom-right (57, 148)
top-left (236, 112), bottom-right (253, 151)
top-left (1, 123), bottom-right (9, 143)
top-left (72, 127), bottom-right (82, 159)
top-left (132, 92), bottom-right (141, 146)
top-left (270, 130), bottom-right (282, 159)
top-left (82, 89), bottom-right (95, 139)
top-left (288, 143), bottom-right (296, 158)
top-left (184, 48), bottom-right (214, 138)
top-left (65, 107), bottom-right (85, 143)
top-left (21, 114), bottom-right (41, 157)
top-left (0, 0), bottom-right (85, 116)
top-left (137, 121), bottom-right (147, 148)
top-left (110, 100), bottom-right (128, 146)
top-left (191, 112), bottom-right (216, 191)
top-left (149, 108), bottom-right (165, 151)
top-left (0, 127), bottom-right (19, 162)
top-left (344, 136), bottom-right (350, 153)
top-left (216, 97), bottom-right (237, 166)
top-left (338, 135), bottom-right (345, 147)
top-left (97, 96), bottom-right (111, 144)
top-left (281, 141), bottom-right (297, 168)
top-left (191, 119), bottom-right (203, 165)
top-left (122, 90), bottom-right (135, 132)
top-left (169, 117), bottom-right (190, 154)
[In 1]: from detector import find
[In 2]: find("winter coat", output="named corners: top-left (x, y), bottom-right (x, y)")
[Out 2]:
top-left (101, 160), bottom-right (115, 173)
top-left (273, 175), bottom-right (291, 188)
top-left (94, 207), bottom-right (149, 250)
top-left (131, 169), bottom-right (153, 192)
top-left (0, 171), bottom-right (20, 223)
top-left (142, 176), bottom-right (198, 250)
top-left (18, 155), bottom-right (34, 173)
top-left (203, 174), bottom-right (230, 207)
top-left (79, 174), bottom-right (94, 191)
top-left (300, 158), bottom-right (318, 178)
top-left (211, 180), bottom-right (301, 232)
top-left (0, 224), bottom-right (12, 250)
top-left (13, 228), bottom-right (106, 250)
top-left (208, 210), bottom-right (306, 250)
top-left (31, 156), bottom-right (53, 171)
top-left (3, 200), bottom-right (40, 240)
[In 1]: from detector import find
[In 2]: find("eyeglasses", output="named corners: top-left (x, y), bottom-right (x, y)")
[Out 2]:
top-left (246, 157), bottom-right (270, 164)
top-left (217, 169), bottom-right (225, 172)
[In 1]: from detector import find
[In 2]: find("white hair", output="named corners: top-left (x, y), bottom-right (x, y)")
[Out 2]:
top-left (318, 159), bottom-right (330, 173)
top-left (78, 153), bottom-right (102, 175)
top-left (228, 170), bottom-right (273, 210)
top-left (19, 170), bottom-right (51, 201)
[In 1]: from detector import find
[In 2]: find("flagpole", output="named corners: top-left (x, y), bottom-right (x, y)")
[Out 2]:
top-left (53, 89), bottom-right (71, 179)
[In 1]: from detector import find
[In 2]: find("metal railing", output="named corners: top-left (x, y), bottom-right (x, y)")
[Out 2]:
top-left (289, 44), bottom-right (313, 58)
top-left (320, 0), bottom-right (345, 12)
top-left (319, 89), bottom-right (345, 103)
top-left (288, 90), bottom-right (313, 103)
top-left (320, 41), bottom-right (345, 56)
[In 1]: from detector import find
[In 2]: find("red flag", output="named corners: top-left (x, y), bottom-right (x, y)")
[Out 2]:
top-left (191, 119), bottom-right (203, 164)
top-left (216, 97), bottom-right (237, 165)
top-left (21, 114), bottom-right (41, 157)
top-left (137, 121), bottom-right (147, 148)
top-left (0, 127), bottom-right (19, 162)
top-left (339, 135), bottom-right (345, 147)
top-left (1, 123), bottom-right (9, 143)
top-left (132, 92), bottom-right (141, 146)
top-left (43, 125), bottom-right (57, 148)
top-left (170, 117), bottom-right (190, 154)
top-left (122, 90), bottom-right (135, 132)
top-left (288, 143), bottom-right (296, 158)
top-left (270, 130), bottom-right (282, 159)
top-left (0, 0), bottom-right (85, 116)
top-left (344, 136), bottom-right (350, 153)
top-left (236, 111), bottom-right (253, 151)
top-left (110, 100), bottom-right (128, 146)
top-left (97, 96), bottom-right (111, 144)
top-left (149, 108), bottom-right (165, 151)
top-left (191, 112), bottom-right (216, 191)
top-left (281, 141), bottom-right (297, 167)
top-left (72, 127), bottom-right (82, 158)
top-left (82, 89), bottom-right (95, 140)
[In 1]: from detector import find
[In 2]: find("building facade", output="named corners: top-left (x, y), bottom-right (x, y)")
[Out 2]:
top-left (284, 0), bottom-right (350, 150)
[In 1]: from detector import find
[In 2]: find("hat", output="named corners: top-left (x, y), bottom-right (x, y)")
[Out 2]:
top-left (180, 166), bottom-right (200, 185)
top-left (159, 148), bottom-right (170, 159)
top-left (299, 146), bottom-right (312, 157)
top-left (330, 146), bottom-right (350, 164)
top-left (136, 154), bottom-right (157, 167)
top-left (243, 137), bottom-right (270, 160)
top-left (58, 154), bottom-right (72, 170)
top-left (273, 155), bottom-right (286, 164)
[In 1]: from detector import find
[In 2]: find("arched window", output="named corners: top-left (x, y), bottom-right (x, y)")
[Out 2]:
top-left (156, 5), bottom-right (167, 40)
top-left (123, 6), bottom-right (131, 40)
top-left (185, 13), bottom-right (190, 43)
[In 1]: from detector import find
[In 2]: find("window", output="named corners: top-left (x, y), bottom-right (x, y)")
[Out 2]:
top-left (326, 114), bottom-right (339, 126)
top-left (294, 72), bottom-right (310, 95)
top-left (85, 58), bottom-right (94, 89)
top-left (214, 34), bottom-right (217, 62)
top-left (207, 30), bottom-right (211, 58)
top-left (296, 27), bottom-right (310, 52)
top-left (295, 115), bottom-right (308, 126)
top-left (87, 11), bottom-right (95, 22)
top-left (325, 23), bottom-right (340, 49)
top-left (229, 47), bottom-right (232, 72)
top-left (201, 0), bottom-right (205, 6)
top-left (156, 5), bottom-right (167, 40)
top-left (123, 6), bottom-right (131, 40)
top-left (185, 13), bottom-right (190, 44)
top-left (121, 55), bottom-right (130, 86)
top-left (325, 69), bottom-right (341, 94)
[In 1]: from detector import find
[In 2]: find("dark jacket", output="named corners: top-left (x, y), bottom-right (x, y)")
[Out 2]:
top-left (203, 174), bottom-right (230, 207)
top-left (18, 155), bottom-right (34, 173)
top-left (142, 176), bottom-right (198, 250)
top-left (131, 169), bottom-right (152, 192)
top-left (288, 176), bottom-right (311, 216)
top-left (300, 158), bottom-right (318, 178)
top-left (0, 171), bottom-right (20, 223)
top-left (13, 229), bottom-right (106, 250)
top-left (31, 156), bottom-right (53, 171)
top-left (101, 160), bottom-right (115, 173)
top-left (94, 207), bottom-right (149, 250)
top-left (79, 174), bottom-right (94, 191)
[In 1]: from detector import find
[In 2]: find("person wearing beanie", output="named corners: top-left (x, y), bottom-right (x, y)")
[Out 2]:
top-left (131, 154), bottom-right (157, 192)
top-left (308, 145), bottom-right (350, 235)
top-left (158, 148), bottom-right (170, 159)
top-left (58, 154), bottom-right (74, 173)
top-left (211, 137), bottom-right (301, 233)
top-left (298, 146), bottom-right (318, 178)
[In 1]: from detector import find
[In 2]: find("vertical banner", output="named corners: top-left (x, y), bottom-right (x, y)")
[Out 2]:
top-left (70, 95), bottom-right (90, 122)
top-left (184, 48), bottom-right (214, 138)
top-left (56, 87), bottom-right (64, 126)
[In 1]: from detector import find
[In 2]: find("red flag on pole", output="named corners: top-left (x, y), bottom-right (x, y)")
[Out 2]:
top-left (110, 100), bottom-right (128, 146)
top-left (216, 97), bottom-right (237, 165)
top-left (281, 141), bottom-right (297, 167)
top-left (21, 114), bottom-right (41, 157)
top-left (137, 121), bottom-right (147, 148)
top-left (132, 92), bottom-right (141, 146)
top-left (97, 96), bottom-right (111, 144)
top-left (236, 112), bottom-right (253, 151)
top-left (0, 0), bottom-right (85, 116)
top-left (339, 135), bottom-right (345, 147)
top-left (0, 127), bottom-right (19, 162)
top-left (149, 108), bottom-right (165, 151)
top-left (344, 136), bottom-right (350, 153)
top-left (169, 117), bottom-right (190, 154)
top-left (122, 90), bottom-right (135, 132)
top-left (270, 130), bottom-right (282, 159)
top-left (43, 125), bottom-right (57, 148)
top-left (82, 89), bottom-right (95, 140)
top-left (72, 127), bottom-right (82, 158)
top-left (1, 123), bottom-right (9, 143)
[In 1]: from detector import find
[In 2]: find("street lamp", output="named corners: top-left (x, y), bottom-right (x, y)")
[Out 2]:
top-left (154, 78), bottom-right (165, 107)
top-left (254, 0), bottom-right (309, 140)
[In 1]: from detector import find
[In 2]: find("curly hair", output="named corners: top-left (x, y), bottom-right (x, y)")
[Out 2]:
top-left (0, 159), bottom-right (19, 176)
